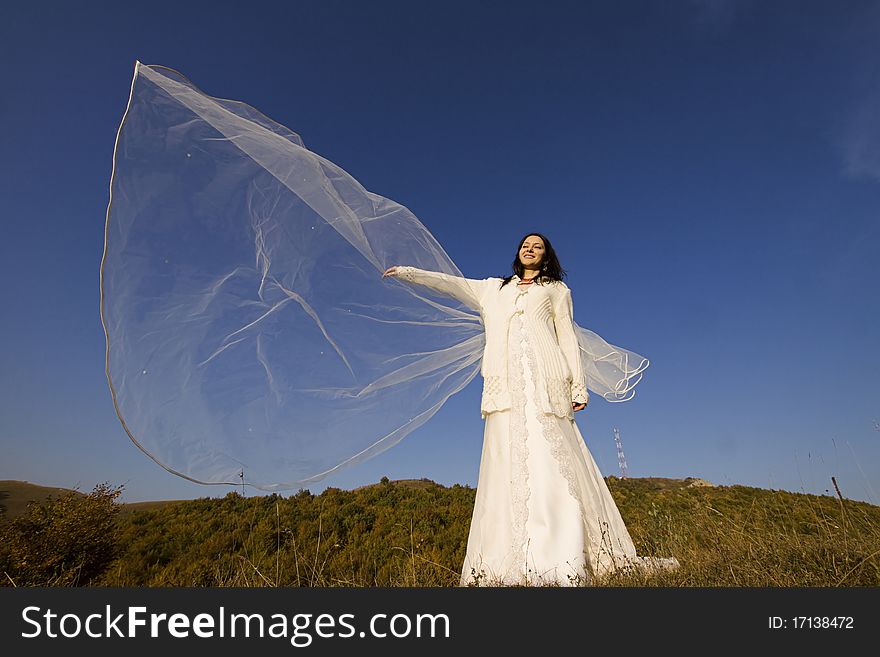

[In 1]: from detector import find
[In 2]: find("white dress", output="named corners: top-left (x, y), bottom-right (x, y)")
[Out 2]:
top-left (459, 280), bottom-right (679, 586)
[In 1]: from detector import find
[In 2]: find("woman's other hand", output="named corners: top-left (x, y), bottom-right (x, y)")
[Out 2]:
top-left (572, 402), bottom-right (586, 412)
top-left (382, 266), bottom-right (399, 278)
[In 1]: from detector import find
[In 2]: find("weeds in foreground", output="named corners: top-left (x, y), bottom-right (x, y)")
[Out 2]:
top-left (598, 480), bottom-right (880, 587)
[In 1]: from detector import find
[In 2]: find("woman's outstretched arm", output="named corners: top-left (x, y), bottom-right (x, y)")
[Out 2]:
top-left (383, 265), bottom-right (488, 312)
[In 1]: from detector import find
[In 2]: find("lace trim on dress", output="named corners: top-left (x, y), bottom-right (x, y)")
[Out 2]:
top-left (571, 380), bottom-right (589, 405)
top-left (522, 327), bottom-right (641, 581)
top-left (507, 313), bottom-right (531, 575)
top-left (521, 330), bottom-right (581, 506)
top-left (394, 265), bottom-right (417, 283)
top-left (480, 375), bottom-right (510, 418)
top-left (544, 377), bottom-right (574, 419)
top-left (521, 317), bottom-right (608, 585)
top-left (483, 375), bottom-right (502, 395)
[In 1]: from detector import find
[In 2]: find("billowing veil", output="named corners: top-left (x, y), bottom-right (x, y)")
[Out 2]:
top-left (101, 62), bottom-right (649, 491)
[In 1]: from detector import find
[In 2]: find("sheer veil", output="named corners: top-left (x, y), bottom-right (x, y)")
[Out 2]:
top-left (100, 62), bottom-right (649, 491)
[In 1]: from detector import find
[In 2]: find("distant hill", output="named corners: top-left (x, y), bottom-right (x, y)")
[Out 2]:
top-left (0, 475), bottom-right (765, 521)
top-left (354, 477), bottom-right (450, 491)
top-left (0, 481), bottom-right (84, 520)
top-left (0, 480), bottom-right (184, 521)
top-left (0, 477), bottom-right (462, 521)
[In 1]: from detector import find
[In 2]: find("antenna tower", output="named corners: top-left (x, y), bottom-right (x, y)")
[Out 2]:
top-left (613, 427), bottom-right (628, 479)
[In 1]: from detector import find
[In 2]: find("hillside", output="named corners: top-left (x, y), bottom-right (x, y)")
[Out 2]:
top-left (0, 476), bottom-right (463, 521)
top-left (3, 476), bottom-right (878, 586)
top-left (0, 480), bottom-right (182, 520)
top-left (0, 480), bottom-right (84, 520)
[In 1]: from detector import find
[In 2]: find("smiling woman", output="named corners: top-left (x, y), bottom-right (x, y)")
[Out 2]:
top-left (383, 232), bottom-right (677, 585)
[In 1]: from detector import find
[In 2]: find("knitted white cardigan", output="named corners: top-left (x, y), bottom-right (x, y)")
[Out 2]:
top-left (393, 266), bottom-right (589, 419)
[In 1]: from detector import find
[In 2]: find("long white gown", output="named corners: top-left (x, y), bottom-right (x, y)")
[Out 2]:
top-left (459, 280), bottom-right (679, 586)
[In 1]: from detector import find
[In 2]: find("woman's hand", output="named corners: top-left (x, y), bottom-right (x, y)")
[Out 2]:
top-left (572, 402), bottom-right (586, 412)
top-left (382, 266), bottom-right (399, 278)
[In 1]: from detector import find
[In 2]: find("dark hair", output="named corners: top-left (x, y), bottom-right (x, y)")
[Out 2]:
top-left (499, 232), bottom-right (566, 289)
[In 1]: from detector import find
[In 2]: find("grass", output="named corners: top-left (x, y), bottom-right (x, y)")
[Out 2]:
top-left (597, 478), bottom-right (880, 586)
top-left (5, 477), bottom-right (879, 587)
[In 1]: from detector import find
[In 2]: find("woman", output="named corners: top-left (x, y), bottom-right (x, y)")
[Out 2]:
top-left (384, 233), bottom-right (679, 586)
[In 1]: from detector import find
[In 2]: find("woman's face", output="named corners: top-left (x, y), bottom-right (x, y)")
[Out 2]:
top-left (519, 235), bottom-right (546, 269)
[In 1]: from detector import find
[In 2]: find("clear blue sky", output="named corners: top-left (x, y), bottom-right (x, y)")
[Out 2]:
top-left (1, 0), bottom-right (878, 504)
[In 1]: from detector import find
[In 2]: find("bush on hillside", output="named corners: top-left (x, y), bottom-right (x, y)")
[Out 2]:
top-left (0, 483), bottom-right (123, 586)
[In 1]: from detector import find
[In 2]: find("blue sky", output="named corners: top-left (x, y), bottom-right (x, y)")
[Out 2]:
top-left (1, 0), bottom-right (878, 504)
